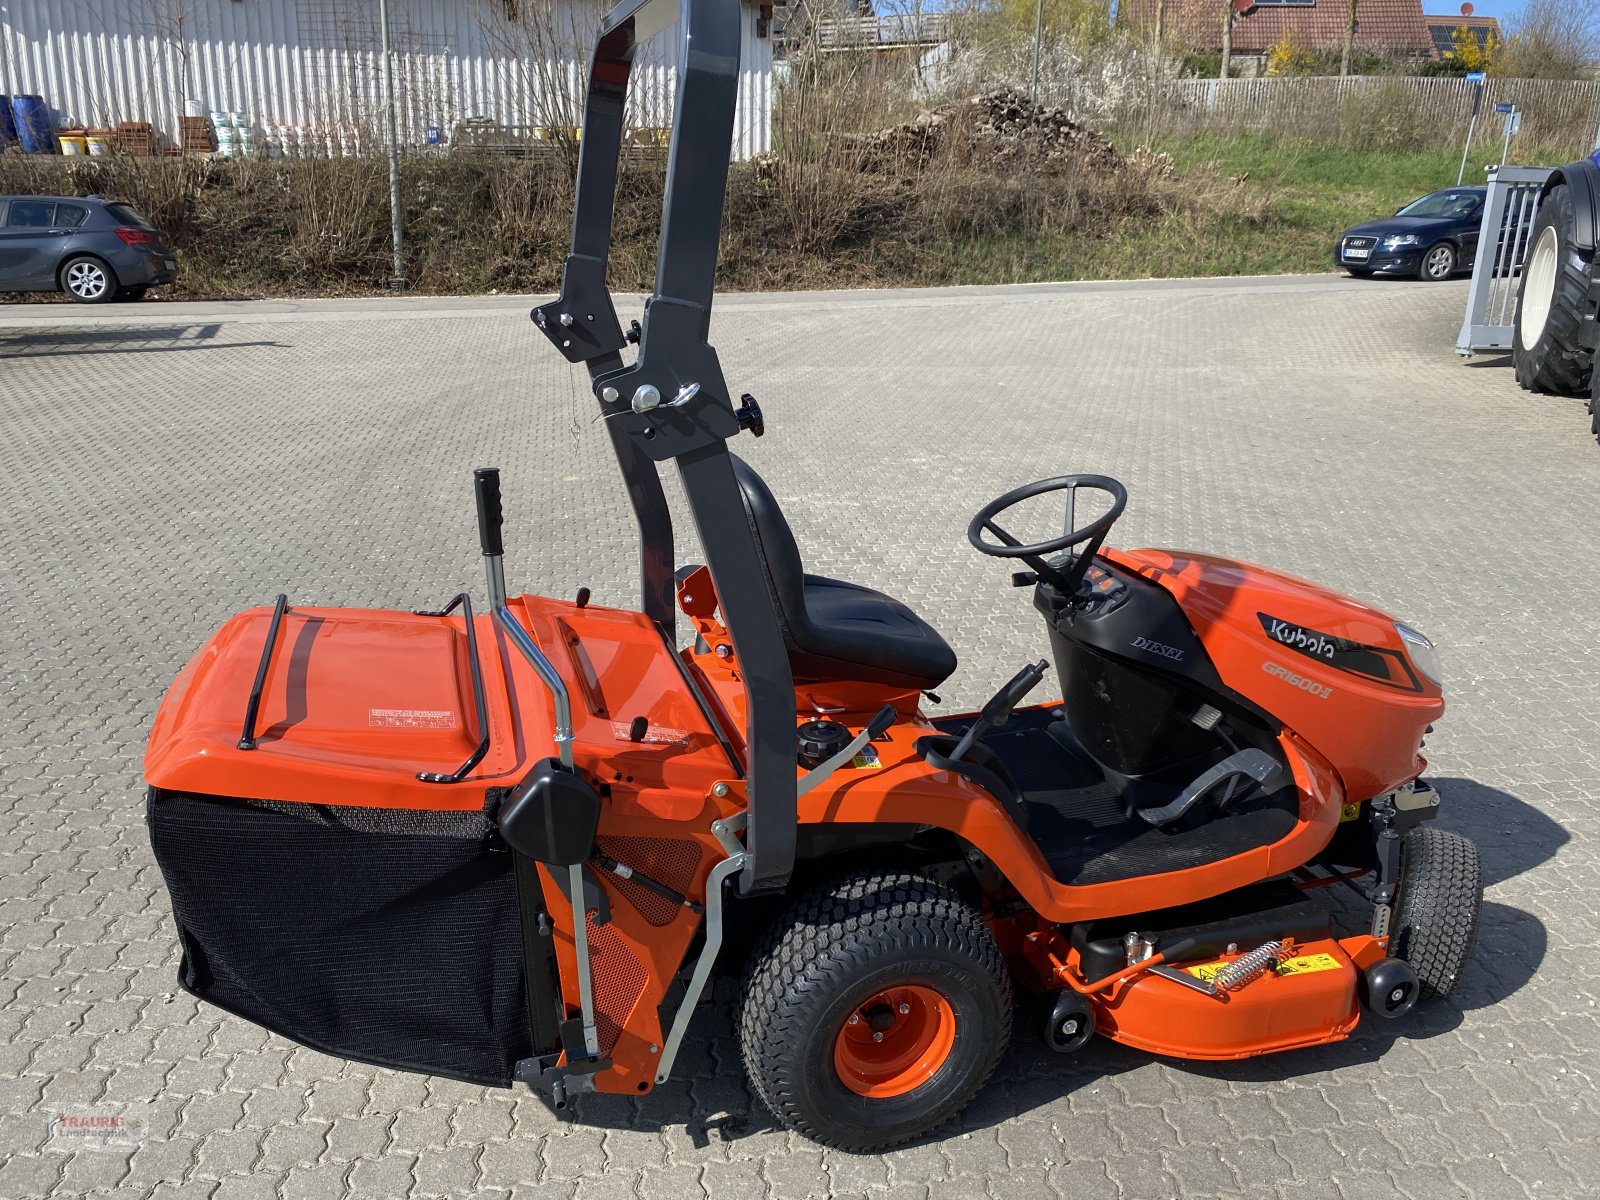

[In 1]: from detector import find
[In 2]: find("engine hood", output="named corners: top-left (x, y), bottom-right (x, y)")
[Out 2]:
top-left (1342, 214), bottom-right (1460, 239)
top-left (1103, 547), bottom-right (1445, 803)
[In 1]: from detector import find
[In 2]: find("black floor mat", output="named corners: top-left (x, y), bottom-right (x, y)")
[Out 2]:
top-left (937, 712), bottom-right (1299, 887)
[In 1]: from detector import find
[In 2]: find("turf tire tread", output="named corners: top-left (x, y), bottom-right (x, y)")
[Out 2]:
top-left (1390, 826), bottom-right (1483, 1000)
top-left (738, 871), bottom-right (1011, 1150)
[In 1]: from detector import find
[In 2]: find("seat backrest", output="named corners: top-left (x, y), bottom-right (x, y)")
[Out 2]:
top-left (729, 455), bottom-right (806, 640)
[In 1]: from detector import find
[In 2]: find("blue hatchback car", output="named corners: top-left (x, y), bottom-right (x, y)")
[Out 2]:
top-left (0, 193), bottom-right (178, 302)
top-left (1336, 187), bottom-right (1487, 281)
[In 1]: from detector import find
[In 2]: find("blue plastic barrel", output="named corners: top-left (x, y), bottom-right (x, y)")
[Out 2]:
top-left (12, 96), bottom-right (54, 153)
top-left (0, 97), bottom-right (16, 148)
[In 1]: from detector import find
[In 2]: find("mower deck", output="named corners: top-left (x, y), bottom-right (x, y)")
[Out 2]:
top-left (938, 709), bottom-right (1300, 887)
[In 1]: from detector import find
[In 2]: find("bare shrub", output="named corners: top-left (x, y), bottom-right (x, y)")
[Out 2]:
top-left (1498, 0), bottom-right (1600, 80)
top-left (0, 81), bottom-right (1243, 297)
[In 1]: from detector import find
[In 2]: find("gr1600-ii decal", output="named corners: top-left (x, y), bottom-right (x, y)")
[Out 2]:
top-left (1256, 613), bottom-right (1423, 693)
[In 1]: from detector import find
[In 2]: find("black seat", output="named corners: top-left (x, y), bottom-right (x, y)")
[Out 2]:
top-left (728, 456), bottom-right (957, 691)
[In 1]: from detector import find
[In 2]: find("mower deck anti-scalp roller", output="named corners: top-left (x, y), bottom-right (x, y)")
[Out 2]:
top-left (143, 0), bottom-right (1486, 1156)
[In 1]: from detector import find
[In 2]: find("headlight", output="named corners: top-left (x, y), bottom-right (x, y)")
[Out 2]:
top-left (1383, 234), bottom-right (1421, 249)
top-left (1395, 623), bottom-right (1442, 686)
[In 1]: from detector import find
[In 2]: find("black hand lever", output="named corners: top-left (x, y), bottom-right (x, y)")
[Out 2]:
top-left (475, 467), bottom-right (504, 558)
top-left (950, 660), bottom-right (1049, 762)
top-left (796, 705), bottom-right (898, 799)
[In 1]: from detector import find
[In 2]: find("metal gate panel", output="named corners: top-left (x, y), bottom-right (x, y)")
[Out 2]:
top-left (1458, 165), bottom-right (1556, 355)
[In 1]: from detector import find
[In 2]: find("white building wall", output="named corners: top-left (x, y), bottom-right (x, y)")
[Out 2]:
top-left (0, 0), bottom-right (773, 158)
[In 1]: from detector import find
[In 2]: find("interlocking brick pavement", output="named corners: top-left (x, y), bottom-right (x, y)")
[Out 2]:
top-left (1, 276), bottom-right (1596, 1199)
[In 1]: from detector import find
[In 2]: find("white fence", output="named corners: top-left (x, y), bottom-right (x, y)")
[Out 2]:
top-left (1157, 75), bottom-right (1600, 142)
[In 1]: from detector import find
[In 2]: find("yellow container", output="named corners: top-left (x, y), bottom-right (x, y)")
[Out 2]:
top-left (86, 133), bottom-right (112, 156)
top-left (59, 134), bottom-right (88, 155)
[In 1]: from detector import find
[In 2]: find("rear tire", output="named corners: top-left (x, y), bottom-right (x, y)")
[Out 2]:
top-left (1390, 827), bottom-right (1483, 1000)
top-left (1513, 183), bottom-right (1594, 397)
top-left (739, 871), bottom-right (1011, 1151)
top-left (59, 255), bottom-right (117, 303)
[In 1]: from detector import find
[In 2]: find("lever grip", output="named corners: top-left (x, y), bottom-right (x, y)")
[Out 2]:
top-left (1159, 937), bottom-right (1198, 962)
top-left (475, 467), bottom-right (504, 558)
top-left (986, 659), bottom-right (1049, 724)
top-left (866, 704), bottom-right (897, 740)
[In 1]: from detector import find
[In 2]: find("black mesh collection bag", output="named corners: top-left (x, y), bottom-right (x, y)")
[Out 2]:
top-left (147, 788), bottom-right (530, 1086)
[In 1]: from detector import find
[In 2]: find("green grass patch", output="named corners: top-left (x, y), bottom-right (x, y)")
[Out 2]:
top-left (1087, 131), bottom-right (1572, 279)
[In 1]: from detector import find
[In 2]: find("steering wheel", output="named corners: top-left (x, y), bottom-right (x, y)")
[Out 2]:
top-left (966, 475), bottom-right (1128, 595)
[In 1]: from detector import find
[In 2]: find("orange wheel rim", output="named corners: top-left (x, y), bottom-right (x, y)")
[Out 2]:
top-left (832, 984), bottom-right (956, 1099)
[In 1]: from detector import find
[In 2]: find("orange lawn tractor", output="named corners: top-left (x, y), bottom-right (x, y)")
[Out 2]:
top-left (144, 0), bottom-right (1484, 1153)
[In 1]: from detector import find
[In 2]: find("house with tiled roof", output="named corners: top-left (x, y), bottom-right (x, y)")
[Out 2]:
top-left (1423, 9), bottom-right (1503, 58)
top-left (1122, 0), bottom-right (1437, 66)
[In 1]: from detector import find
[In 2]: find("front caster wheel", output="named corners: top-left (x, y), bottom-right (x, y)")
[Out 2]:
top-left (738, 871), bottom-right (1011, 1151)
top-left (1391, 826), bottom-right (1483, 999)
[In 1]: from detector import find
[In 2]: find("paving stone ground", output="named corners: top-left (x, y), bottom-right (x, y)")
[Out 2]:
top-left (1, 275), bottom-right (1597, 1200)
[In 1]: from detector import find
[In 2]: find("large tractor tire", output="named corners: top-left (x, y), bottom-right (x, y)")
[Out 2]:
top-left (1513, 183), bottom-right (1595, 397)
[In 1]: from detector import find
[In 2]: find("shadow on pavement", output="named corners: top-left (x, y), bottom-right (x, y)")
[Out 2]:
top-left (0, 324), bottom-right (285, 357)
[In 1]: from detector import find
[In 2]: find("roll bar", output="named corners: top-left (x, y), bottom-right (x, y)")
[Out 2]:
top-left (532, 0), bottom-right (797, 895)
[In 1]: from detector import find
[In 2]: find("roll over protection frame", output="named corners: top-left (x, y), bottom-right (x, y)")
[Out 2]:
top-left (532, 0), bottom-right (798, 895)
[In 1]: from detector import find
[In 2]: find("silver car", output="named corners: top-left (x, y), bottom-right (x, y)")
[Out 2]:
top-left (0, 193), bottom-right (178, 303)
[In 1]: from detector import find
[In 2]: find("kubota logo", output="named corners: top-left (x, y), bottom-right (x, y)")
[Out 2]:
top-left (1263, 617), bottom-right (1338, 660)
top-left (1262, 661), bottom-right (1332, 699)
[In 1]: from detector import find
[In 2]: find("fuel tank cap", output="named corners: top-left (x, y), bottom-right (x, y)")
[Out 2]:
top-left (796, 719), bottom-right (852, 768)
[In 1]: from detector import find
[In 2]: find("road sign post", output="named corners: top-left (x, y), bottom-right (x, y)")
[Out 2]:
top-left (1500, 105), bottom-right (1521, 167)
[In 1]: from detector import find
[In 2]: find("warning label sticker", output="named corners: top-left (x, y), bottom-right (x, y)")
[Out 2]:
top-left (1184, 952), bottom-right (1344, 981)
top-left (851, 745), bottom-right (884, 770)
top-left (1339, 802), bottom-right (1363, 823)
top-left (1274, 952), bottom-right (1343, 976)
top-left (369, 708), bottom-right (457, 730)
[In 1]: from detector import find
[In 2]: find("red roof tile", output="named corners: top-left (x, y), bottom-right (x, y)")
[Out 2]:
top-left (1123, 0), bottom-right (1436, 57)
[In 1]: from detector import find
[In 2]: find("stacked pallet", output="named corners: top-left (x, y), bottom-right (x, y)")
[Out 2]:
top-left (180, 116), bottom-right (214, 154)
top-left (114, 121), bottom-right (153, 156)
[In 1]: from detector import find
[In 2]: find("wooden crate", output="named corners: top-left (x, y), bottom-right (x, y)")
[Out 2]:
top-left (180, 116), bottom-right (214, 153)
top-left (114, 121), bottom-right (153, 156)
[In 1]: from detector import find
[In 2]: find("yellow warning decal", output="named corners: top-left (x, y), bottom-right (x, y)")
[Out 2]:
top-left (1339, 802), bottom-right (1362, 823)
top-left (1274, 952), bottom-right (1343, 975)
top-left (1183, 952), bottom-right (1344, 981)
top-left (850, 746), bottom-right (883, 770)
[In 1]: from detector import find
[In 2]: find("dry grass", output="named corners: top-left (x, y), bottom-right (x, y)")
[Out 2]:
top-left (0, 131), bottom-right (1243, 299)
